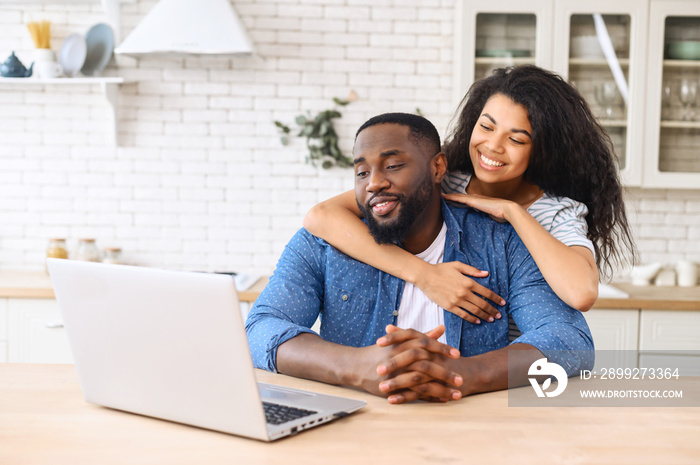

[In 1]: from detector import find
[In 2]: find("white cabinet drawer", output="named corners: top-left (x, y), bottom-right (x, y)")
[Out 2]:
top-left (0, 299), bottom-right (7, 362)
top-left (8, 298), bottom-right (73, 364)
top-left (639, 353), bottom-right (700, 376)
top-left (584, 309), bottom-right (640, 370)
top-left (0, 298), bottom-right (7, 341)
top-left (640, 310), bottom-right (700, 352)
top-left (584, 309), bottom-right (639, 351)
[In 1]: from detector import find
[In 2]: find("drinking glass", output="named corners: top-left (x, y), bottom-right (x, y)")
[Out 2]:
top-left (594, 81), bottom-right (618, 119)
top-left (679, 78), bottom-right (698, 121)
top-left (661, 83), bottom-right (673, 121)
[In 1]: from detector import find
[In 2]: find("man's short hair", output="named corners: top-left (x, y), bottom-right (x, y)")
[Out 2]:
top-left (355, 112), bottom-right (441, 157)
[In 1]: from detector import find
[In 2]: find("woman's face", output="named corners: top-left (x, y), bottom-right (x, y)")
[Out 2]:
top-left (469, 93), bottom-right (533, 185)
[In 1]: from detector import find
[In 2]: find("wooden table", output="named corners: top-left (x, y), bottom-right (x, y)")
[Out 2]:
top-left (1, 364), bottom-right (698, 465)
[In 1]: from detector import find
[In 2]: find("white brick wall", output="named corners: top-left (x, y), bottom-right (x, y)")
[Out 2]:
top-left (0, 0), bottom-right (698, 278)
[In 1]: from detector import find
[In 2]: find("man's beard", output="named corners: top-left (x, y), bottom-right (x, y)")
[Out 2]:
top-left (357, 172), bottom-right (434, 246)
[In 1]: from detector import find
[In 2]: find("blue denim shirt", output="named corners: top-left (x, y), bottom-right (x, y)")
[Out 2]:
top-left (245, 201), bottom-right (594, 375)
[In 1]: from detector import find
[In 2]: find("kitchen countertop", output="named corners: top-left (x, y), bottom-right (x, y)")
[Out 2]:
top-left (0, 270), bottom-right (269, 304)
top-left (0, 270), bottom-right (55, 298)
top-left (1, 270), bottom-right (698, 310)
top-left (593, 282), bottom-right (700, 311)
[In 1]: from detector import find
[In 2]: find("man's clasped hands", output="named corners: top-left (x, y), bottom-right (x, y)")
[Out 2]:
top-left (357, 324), bottom-right (464, 404)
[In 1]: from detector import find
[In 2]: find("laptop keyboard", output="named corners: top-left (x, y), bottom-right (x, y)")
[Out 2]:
top-left (262, 401), bottom-right (317, 425)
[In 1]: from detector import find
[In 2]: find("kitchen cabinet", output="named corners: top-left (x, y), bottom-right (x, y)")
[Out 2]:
top-left (552, 0), bottom-right (648, 187)
top-left (0, 299), bottom-right (7, 362)
top-left (452, 0), bottom-right (553, 103)
top-left (0, 271), bottom-right (269, 364)
top-left (5, 298), bottom-right (73, 364)
top-left (583, 308), bottom-right (639, 371)
top-left (584, 306), bottom-right (700, 374)
top-left (454, 0), bottom-right (700, 189)
top-left (640, 309), bottom-right (700, 352)
top-left (643, 1), bottom-right (700, 188)
top-left (639, 309), bottom-right (700, 375)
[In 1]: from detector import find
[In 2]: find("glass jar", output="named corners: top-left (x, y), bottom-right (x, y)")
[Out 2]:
top-left (102, 247), bottom-right (122, 265)
top-left (46, 238), bottom-right (68, 260)
top-left (75, 238), bottom-right (100, 262)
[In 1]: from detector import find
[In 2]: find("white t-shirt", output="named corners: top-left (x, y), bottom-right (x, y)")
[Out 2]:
top-left (397, 222), bottom-right (448, 344)
top-left (442, 171), bottom-right (594, 253)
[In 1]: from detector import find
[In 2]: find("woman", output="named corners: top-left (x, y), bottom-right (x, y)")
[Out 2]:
top-left (303, 65), bottom-right (637, 324)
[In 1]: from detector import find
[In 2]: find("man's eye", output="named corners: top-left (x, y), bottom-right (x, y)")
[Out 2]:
top-left (387, 164), bottom-right (403, 170)
top-left (356, 171), bottom-right (369, 178)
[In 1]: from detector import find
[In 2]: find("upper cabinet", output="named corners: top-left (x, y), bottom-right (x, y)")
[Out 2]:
top-left (553, 0), bottom-right (648, 187)
top-left (453, 0), bottom-right (700, 189)
top-left (643, 1), bottom-right (700, 188)
top-left (453, 0), bottom-right (554, 105)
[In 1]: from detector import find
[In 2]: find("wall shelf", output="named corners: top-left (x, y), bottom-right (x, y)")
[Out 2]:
top-left (0, 76), bottom-right (126, 146)
top-left (569, 57), bottom-right (631, 67)
top-left (474, 57), bottom-right (535, 65)
top-left (0, 77), bottom-right (123, 84)
top-left (599, 119), bottom-right (628, 128)
top-left (660, 120), bottom-right (700, 129)
top-left (663, 59), bottom-right (700, 68)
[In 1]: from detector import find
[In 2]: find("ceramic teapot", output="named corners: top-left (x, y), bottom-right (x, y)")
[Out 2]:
top-left (0, 52), bottom-right (33, 78)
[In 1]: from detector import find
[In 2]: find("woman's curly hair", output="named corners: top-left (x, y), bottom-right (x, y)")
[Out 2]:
top-left (444, 65), bottom-right (637, 279)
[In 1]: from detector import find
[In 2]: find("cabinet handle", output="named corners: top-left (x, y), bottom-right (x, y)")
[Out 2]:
top-left (44, 320), bottom-right (64, 328)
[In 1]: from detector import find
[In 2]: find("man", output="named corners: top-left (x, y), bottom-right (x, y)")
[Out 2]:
top-left (246, 113), bottom-right (593, 404)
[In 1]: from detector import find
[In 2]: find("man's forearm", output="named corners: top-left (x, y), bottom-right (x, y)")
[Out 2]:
top-left (452, 343), bottom-right (543, 396)
top-left (276, 333), bottom-right (363, 389)
top-left (276, 329), bottom-right (464, 399)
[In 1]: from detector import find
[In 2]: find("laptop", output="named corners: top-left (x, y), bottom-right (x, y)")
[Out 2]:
top-left (47, 258), bottom-right (366, 441)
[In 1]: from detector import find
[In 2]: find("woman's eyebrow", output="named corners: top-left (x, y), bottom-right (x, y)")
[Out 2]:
top-left (481, 113), bottom-right (497, 125)
top-left (481, 113), bottom-right (532, 139)
top-left (513, 128), bottom-right (532, 139)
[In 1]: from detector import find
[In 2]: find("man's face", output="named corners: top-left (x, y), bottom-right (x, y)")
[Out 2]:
top-left (353, 123), bottom-right (435, 246)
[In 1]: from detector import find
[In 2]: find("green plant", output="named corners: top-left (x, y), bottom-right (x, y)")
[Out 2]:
top-left (274, 98), bottom-right (352, 169)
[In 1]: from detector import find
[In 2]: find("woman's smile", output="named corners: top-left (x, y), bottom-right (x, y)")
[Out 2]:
top-left (478, 152), bottom-right (505, 169)
top-left (469, 93), bottom-right (532, 184)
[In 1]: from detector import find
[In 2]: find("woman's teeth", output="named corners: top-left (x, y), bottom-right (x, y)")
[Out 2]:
top-left (480, 153), bottom-right (504, 167)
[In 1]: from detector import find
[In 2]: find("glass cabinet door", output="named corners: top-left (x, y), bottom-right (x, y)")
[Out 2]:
top-left (473, 13), bottom-right (538, 80)
top-left (644, 1), bottom-right (700, 188)
top-left (453, 0), bottom-right (554, 106)
top-left (553, 1), bottom-right (648, 186)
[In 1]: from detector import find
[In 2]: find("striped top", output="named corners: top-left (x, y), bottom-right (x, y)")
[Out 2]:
top-left (443, 171), bottom-right (593, 342)
top-left (442, 171), bottom-right (594, 254)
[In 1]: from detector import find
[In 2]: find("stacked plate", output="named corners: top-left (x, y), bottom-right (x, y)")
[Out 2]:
top-left (58, 23), bottom-right (114, 77)
top-left (666, 41), bottom-right (700, 60)
top-left (81, 23), bottom-right (114, 76)
top-left (475, 49), bottom-right (531, 58)
top-left (59, 33), bottom-right (87, 77)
